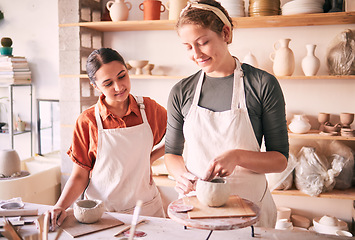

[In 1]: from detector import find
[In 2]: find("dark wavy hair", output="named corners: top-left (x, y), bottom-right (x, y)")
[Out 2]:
top-left (86, 48), bottom-right (126, 85)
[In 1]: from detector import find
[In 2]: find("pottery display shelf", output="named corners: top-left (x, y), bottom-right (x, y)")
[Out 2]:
top-left (59, 11), bottom-right (355, 31)
top-left (288, 129), bottom-right (355, 141)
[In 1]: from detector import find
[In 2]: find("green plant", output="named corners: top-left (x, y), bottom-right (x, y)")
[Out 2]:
top-left (1, 37), bottom-right (12, 47)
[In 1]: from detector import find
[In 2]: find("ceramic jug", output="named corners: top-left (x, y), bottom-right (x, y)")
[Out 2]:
top-left (106, 0), bottom-right (132, 21)
top-left (242, 51), bottom-right (258, 68)
top-left (288, 114), bottom-right (311, 134)
top-left (139, 0), bottom-right (166, 20)
top-left (166, 0), bottom-right (188, 20)
top-left (302, 44), bottom-right (320, 76)
top-left (270, 38), bottom-right (295, 76)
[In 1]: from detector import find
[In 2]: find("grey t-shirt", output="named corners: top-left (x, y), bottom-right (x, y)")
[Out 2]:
top-left (165, 63), bottom-right (289, 160)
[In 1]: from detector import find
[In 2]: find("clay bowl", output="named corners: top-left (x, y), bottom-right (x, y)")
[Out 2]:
top-left (323, 123), bottom-right (341, 133)
top-left (127, 60), bottom-right (149, 75)
top-left (73, 199), bottom-right (104, 224)
top-left (317, 112), bottom-right (330, 124)
top-left (143, 63), bottom-right (155, 75)
top-left (196, 178), bottom-right (230, 207)
top-left (340, 112), bottom-right (354, 126)
top-left (313, 215), bottom-right (348, 235)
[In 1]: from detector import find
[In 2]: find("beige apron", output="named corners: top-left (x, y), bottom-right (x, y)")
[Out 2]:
top-left (85, 96), bottom-right (165, 218)
top-left (183, 59), bottom-right (276, 227)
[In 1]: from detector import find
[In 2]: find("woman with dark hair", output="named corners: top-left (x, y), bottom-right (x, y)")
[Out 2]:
top-left (49, 48), bottom-right (167, 229)
top-left (164, 0), bottom-right (289, 227)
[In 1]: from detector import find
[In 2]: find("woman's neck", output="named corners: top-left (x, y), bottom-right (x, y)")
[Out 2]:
top-left (104, 97), bottom-right (130, 119)
top-left (206, 54), bottom-right (236, 78)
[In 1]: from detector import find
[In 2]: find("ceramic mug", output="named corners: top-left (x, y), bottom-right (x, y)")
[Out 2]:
top-left (139, 0), bottom-right (166, 20)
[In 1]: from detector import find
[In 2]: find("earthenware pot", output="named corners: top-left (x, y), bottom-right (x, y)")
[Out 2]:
top-left (243, 51), bottom-right (259, 68)
top-left (318, 112), bottom-right (330, 131)
top-left (288, 114), bottom-right (311, 134)
top-left (270, 38), bottom-right (295, 76)
top-left (74, 199), bottom-right (104, 224)
top-left (196, 178), bottom-right (230, 207)
top-left (166, 0), bottom-right (188, 20)
top-left (340, 112), bottom-right (354, 128)
top-left (0, 149), bottom-right (21, 177)
top-left (106, 0), bottom-right (132, 21)
top-left (139, 0), bottom-right (166, 20)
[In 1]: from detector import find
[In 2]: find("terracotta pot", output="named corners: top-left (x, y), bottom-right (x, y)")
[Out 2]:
top-left (318, 112), bottom-right (330, 131)
top-left (139, 0), bottom-right (166, 20)
top-left (340, 112), bottom-right (354, 128)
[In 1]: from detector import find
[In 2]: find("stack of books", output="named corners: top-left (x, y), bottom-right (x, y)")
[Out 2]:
top-left (0, 56), bottom-right (31, 84)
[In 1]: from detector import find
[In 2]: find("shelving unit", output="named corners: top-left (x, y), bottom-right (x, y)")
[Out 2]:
top-left (59, 11), bottom-right (355, 31)
top-left (0, 83), bottom-right (33, 156)
top-left (59, 9), bottom-right (355, 202)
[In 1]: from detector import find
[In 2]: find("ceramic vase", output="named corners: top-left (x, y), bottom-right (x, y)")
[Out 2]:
top-left (139, 0), bottom-right (166, 20)
top-left (302, 44), bottom-right (320, 76)
top-left (106, 0), bottom-right (132, 21)
top-left (166, 0), bottom-right (188, 20)
top-left (270, 38), bottom-right (295, 76)
top-left (243, 51), bottom-right (259, 68)
top-left (288, 114), bottom-right (311, 134)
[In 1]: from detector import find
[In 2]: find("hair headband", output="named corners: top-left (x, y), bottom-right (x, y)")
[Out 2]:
top-left (180, 2), bottom-right (233, 43)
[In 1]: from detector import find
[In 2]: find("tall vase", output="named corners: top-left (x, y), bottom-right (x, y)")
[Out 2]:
top-left (270, 38), bottom-right (295, 76)
top-left (302, 44), bottom-right (320, 76)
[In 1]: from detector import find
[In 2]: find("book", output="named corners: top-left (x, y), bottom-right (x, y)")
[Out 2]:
top-left (0, 77), bottom-right (31, 84)
top-left (0, 71), bottom-right (31, 75)
top-left (0, 56), bottom-right (26, 62)
top-left (0, 62), bottom-right (29, 69)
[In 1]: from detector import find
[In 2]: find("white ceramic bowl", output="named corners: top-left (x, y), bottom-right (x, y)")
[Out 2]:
top-left (275, 219), bottom-right (293, 230)
top-left (196, 178), bottom-right (230, 207)
top-left (0, 149), bottom-right (21, 177)
top-left (313, 216), bottom-right (348, 235)
top-left (127, 60), bottom-right (149, 75)
top-left (74, 199), bottom-right (105, 224)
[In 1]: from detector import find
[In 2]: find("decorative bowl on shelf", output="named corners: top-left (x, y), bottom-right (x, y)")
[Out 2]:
top-left (313, 215), bottom-right (348, 235)
top-left (127, 60), bottom-right (149, 75)
top-left (144, 63), bottom-right (155, 75)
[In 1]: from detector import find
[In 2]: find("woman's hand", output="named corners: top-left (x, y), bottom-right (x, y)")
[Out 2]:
top-left (203, 149), bottom-right (238, 181)
top-left (47, 206), bottom-right (67, 231)
top-left (174, 172), bottom-right (198, 195)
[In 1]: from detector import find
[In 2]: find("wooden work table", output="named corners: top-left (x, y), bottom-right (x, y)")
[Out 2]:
top-left (0, 202), bottom-right (351, 240)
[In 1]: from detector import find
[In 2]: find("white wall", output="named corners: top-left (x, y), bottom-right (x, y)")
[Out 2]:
top-left (0, 0), bottom-right (59, 158)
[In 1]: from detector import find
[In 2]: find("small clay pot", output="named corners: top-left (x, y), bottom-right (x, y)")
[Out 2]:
top-left (340, 112), bottom-right (354, 128)
top-left (73, 199), bottom-right (104, 224)
top-left (196, 178), bottom-right (230, 207)
top-left (0, 149), bottom-right (21, 177)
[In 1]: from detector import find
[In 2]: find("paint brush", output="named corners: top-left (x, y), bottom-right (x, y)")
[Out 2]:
top-left (128, 200), bottom-right (143, 240)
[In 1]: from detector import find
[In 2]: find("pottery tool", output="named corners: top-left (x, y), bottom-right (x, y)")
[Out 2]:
top-left (113, 219), bottom-right (147, 237)
top-left (128, 200), bottom-right (143, 240)
top-left (3, 217), bottom-right (23, 240)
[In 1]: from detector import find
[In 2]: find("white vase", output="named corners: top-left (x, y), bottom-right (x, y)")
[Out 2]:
top-left (270, 38), bottom-right (295, 76)
top-left (302, 44), bottom-right (320, 76)
top-left (288, 114), bottom-right (311, 134)
top-left (106, 0), bottom-right (132, 22)
top-left (243, 51), bottom-right (259, 68)
top-left (0, 149), bottom-right (21, 177)
top-left (166, 0), bottom-right (188, 20)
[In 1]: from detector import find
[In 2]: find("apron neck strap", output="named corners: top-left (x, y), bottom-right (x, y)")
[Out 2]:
top-left (134, 95), bottom-right (149, 123)
top-left (95, 104), bottom-right (103, 130)
top-left (192, 58), bottom-right (246, 110)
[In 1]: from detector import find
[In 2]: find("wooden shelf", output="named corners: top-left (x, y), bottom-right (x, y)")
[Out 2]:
top-left (288, 130), bottom-right (355, 141)
top-left (272, 188), bottom-right (355, 200)
top-left (278, 75), bottom-right (355, 80)
top-left (59, 12), bottom-right (355, 32)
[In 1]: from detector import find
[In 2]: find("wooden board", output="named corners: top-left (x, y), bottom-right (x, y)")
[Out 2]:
top-left (61, 212), bottom-right (124, 238)
top-left (183, 196), bottom-right (256, 219)
top-left (0, 208), bottom-right (38, 217)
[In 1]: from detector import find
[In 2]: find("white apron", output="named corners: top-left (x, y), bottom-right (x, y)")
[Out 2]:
top-left (85, 96), bottom-right (165, 218)
top-left (183, 59), bottom-right (276, 227)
